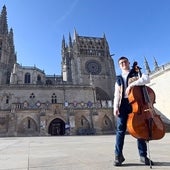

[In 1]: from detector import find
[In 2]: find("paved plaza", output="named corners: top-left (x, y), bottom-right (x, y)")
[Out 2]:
top-left (0, 133), bottom-right (169, 170)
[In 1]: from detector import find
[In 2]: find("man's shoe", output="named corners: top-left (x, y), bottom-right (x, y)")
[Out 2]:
top-left (114, 155), bottom-right (125, 166)
top-left (140, 156), bottom-right (154, 165)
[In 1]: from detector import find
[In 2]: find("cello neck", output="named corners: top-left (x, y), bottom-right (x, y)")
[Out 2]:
top-left (142, 85), bottom-right (151, 104)
top-left (132, 61), bottom-right (151, 104)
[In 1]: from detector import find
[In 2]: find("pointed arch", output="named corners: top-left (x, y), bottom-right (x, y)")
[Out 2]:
top-left (80, 115), bottom-right (90, 129)
top-left (101, 115), bottom-right (113, 134)
top-left (18, 117), bottom-right (38, 135)
top-left (24, 72), bottom-right (31, 84)
top-left (77, 115), bottom-right (91, 135)
top-left (37, 74), bottom-right (42, 84)
top-left (48, 118), bottom-right (65, 136)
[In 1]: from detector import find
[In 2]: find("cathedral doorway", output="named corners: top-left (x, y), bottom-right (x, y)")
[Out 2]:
top-left (48, 118), bottom-right (65, 136)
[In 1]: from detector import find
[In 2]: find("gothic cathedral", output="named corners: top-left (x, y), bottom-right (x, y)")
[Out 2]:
top-left (0, 5), bottom-right (116, 136)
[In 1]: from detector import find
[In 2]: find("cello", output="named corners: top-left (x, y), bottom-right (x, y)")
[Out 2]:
top-left (127, 62), bottom-right (165, 141)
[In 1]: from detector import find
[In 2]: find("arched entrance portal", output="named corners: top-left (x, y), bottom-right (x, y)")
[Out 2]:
top-left (48, 118), bottom-right (65, 136)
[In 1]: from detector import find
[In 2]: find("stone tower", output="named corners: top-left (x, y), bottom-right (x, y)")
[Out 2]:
top-left (62, 29), bottom-right (116, 100)
top-left (0, 5), bottom-right (16, 84)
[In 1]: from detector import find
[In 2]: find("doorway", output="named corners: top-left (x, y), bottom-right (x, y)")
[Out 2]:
top-left (48, 118), bottom-right (65, 136)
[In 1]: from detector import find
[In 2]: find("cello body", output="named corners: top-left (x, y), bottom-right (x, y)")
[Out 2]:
top-left (127, 85), bottom-right (165, 141)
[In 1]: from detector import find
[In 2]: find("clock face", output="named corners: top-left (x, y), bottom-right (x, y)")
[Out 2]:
top-left (85, 60), bottom-right (102, 75)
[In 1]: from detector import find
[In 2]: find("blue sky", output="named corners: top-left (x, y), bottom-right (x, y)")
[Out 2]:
top-left (0, 0), bottom-right (170, 75)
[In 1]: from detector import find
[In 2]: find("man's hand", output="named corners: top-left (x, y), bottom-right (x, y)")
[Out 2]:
top-left (126, 85), bottom-right (132, 96)
top-left (114, 108), bottom-right (120, 116)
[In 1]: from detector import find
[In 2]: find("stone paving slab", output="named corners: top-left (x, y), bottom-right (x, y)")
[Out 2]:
top-left (0, 133), bottom-right (169, 170)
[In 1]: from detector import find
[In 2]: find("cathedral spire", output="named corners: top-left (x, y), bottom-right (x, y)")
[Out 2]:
top-left (8, 28), bottom-right (17, 63)
top-left (103, 33), bottom-right (106, 39)
top-left (73, 28), bottom-right (78, 42)
top-left (0, 5), bottom-right (8, 34)
top-left (62, 35), bottom-right (65, 49)
top-left (103, 33), bottom-right (109, 55)
top-left (103, 33), bottom-right (107, 44)
top-left (144, 57), bottom-right (151, 74)
top-left (69, 32), bottom-right (72, 48)
top-left (153, 57), bottom-right (159, 70)
top-left (8, 28), bottom-right (14, 50)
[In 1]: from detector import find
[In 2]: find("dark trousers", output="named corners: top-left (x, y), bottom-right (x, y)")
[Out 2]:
top-left (115, 98), bottom-right (147, 157)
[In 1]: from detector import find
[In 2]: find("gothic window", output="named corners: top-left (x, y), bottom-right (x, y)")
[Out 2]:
top-left (85, 60), bottom-right (102, 75)
top-left (80, 116), bottom-right (90, 128)
top-left (28, 119), bottom-right (31, 128)
top-left (6, 96), bottom-right (9, 104)
top-left (37, 75), bottom-right (41, 81)
top-left (25, 73), bottom-right (31, 84)
top-left (37, 75), bottom-right (42, 84)
top-left (30, 93), bottom-right (35, 99)
top-left (6, 71), bottom-right (10, 84)
top-left (81, 118), bottom-right (84, 126)
top-left (46, 80), bottom-right (52, 85)
top-left (51, 93), bottom-right (57, 104)
top-left (104, 119), bottom-right (108, 125)
top-left (102, 115), bottom-right (113, 131)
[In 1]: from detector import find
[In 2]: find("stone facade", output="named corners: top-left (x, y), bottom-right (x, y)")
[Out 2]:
top-left (0, 6), bottom-right (116, 136)
top-left (0, 84), bottom-right (115, 136)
